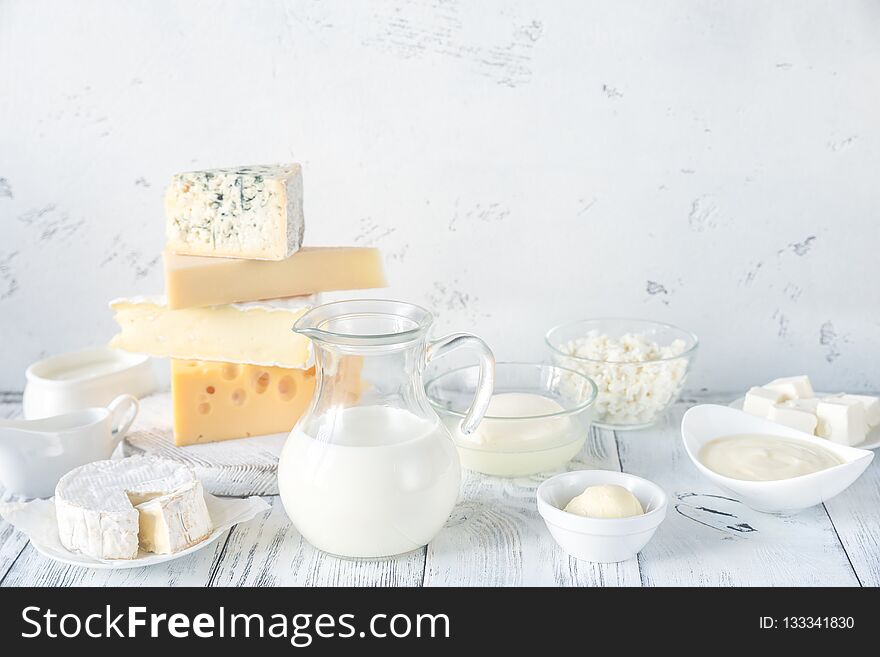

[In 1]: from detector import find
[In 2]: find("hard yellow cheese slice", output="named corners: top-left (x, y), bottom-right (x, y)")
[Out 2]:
top-left (171, 360), bottom-right (316, 445)
top-left (164, 246), bottom-right (386, 309)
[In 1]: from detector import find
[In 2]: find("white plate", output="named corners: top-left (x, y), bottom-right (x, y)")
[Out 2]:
top-left (729, 394), bottom-right (880, 450)
top-left (0, 493), bottom-right (269, 569)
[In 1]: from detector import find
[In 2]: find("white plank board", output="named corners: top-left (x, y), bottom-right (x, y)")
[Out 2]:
top-left (423, 426), bottom-right (642, 587)
top-left (209, 496), bottom-right (426, 587)
top-left (123, 392), bottom-right (283, 496)
top-left (0, 488), bottom-right (30, 585)
top-left (0, 399), bottom-right (21, 421)
top-left (1, 393), bottom-right (877, 587)
top-left (1, 537), bottom-right (228, 587)
top-left (0, 398), bottom-right (29, 584)
top-left (619, 402), bottom-right (860, 586)
top-left (823, 456), bottom-right (880, 587)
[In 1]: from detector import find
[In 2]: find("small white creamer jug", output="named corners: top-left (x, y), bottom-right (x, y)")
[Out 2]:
top-left (0, 394), bottom-right (139, 498)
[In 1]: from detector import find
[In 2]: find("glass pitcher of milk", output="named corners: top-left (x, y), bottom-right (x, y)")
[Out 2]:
top-left (278, 299), bottom-right (495, 559)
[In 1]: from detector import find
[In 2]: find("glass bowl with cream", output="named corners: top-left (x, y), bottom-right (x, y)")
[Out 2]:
top-left (425, 362), bottom-right (597, 477)
top-left (545, 319), bottom-right (698, 430)
top-left (682, 404), bottom-right (874, 513)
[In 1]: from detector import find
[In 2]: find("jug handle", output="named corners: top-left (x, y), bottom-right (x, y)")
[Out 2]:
top-left (426, 333), bottom-right (495, 435)
top-left (107, 394), bottom-right (140, 448)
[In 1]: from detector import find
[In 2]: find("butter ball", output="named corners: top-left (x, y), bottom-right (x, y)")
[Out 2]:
top-left (563, 484), bottom-right (644, 519)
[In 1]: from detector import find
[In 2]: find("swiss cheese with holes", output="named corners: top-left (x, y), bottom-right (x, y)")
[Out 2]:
top-left (171, 360), bottom-right (316, 445)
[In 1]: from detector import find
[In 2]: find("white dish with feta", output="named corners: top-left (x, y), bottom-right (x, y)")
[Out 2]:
top-left (731, 375), bottom-right (880, 449)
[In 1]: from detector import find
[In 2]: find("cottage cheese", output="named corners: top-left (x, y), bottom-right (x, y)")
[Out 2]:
top-left (555, 332), bottom-right (689, 426)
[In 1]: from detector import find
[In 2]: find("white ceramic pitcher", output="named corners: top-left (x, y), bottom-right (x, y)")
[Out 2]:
top-left (0, 394), bottom-right (139, 498)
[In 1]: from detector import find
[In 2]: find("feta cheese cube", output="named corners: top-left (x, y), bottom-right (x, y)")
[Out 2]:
top-left (782, 398), bottom-right (820, 413)
top-left (816, 398), bottom-right (868, 446)
top-left (743, 386), bottom-right (784, 418)
top-left (764, 375), bottom-right (814, 401)
top-left (835, 394), bottom-right (880, 427)
top-left (768, 403), bottom-right (818, 435)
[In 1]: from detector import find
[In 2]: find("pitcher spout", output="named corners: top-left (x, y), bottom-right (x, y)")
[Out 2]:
top-left (291, 299), bottom-right (434, 348)
top-left (291, 325), bottom-right (324, 341)
top-left (291, 308), bottom-right (332, 343)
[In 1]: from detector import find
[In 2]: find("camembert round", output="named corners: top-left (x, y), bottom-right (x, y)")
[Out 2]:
top-left (55, 456), bottom-right (213, 560)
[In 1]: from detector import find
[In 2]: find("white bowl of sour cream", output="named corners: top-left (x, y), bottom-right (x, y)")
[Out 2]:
top-left (682, 404), bottom-right (873, 514)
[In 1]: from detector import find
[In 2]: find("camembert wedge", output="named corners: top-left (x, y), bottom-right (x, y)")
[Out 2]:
top-left (55, 457), bottom-right (212, 560)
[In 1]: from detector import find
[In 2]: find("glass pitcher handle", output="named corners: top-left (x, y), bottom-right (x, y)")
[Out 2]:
top-left (426, 333), bottom-right (495, 435)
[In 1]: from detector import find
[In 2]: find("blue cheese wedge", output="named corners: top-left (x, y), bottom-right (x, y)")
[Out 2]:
top-left (165, 163), bottom-right (304, 260)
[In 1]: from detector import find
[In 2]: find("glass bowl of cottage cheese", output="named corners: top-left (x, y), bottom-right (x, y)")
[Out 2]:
top-left (545, 319), bottom-right (698, 430)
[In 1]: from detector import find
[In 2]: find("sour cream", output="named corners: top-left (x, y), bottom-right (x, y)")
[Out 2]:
top-left (698, 433), bottom-right (843, 481)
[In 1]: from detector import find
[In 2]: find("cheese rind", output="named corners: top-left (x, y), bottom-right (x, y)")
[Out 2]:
top-left (55, 495), bottom-right (139, 560)
top-left (55, 457), bottom-right (212, 560)
top-left (164, 247), bottom-right (387, 309)
top-left (165, 163), bottom-right (304, 260)
top-left (171, 360), bottom-right (316, 445)
top-left (135, 480), bottom-right (213, 554)
top-left (109, 296), bottom-right (314, 368)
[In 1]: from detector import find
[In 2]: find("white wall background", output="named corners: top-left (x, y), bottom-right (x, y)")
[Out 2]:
top-left (1, 0), bottom-right (878, 393)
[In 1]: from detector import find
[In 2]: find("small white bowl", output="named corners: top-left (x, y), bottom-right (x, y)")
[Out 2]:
top-left (23, 346), bottom-right (157, 419)
top-left (536, 470), bottom-right (667, 563)
top-left (681, 404), bottom-right (874, 514)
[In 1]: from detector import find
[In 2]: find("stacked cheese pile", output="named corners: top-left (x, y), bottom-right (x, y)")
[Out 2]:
top-left (744, 375), bottom-right (880, 446)
top-left (109, 164), bottom-right (386, 445)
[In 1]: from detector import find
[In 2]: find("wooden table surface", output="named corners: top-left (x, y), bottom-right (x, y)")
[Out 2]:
top-left (1, 393), bottom-right (877, 587)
